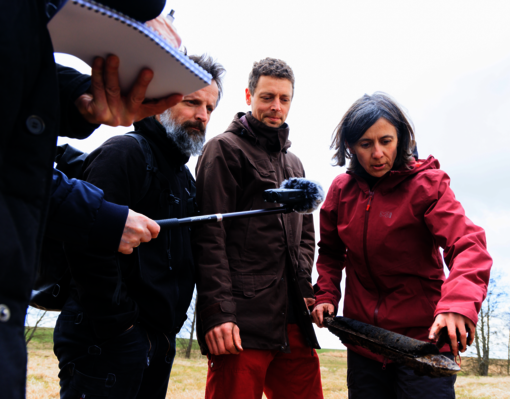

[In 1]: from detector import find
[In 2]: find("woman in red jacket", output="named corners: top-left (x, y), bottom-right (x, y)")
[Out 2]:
top-left (311, 92), bottom-right (492, 398)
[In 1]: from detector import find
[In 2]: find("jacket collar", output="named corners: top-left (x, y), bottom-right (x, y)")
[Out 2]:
top-left (349, 155), bottom-right (440, 193)
top-left (133, 117), bottom-right (190, 167)
top-left (226, 112), bottom-right (291, 154)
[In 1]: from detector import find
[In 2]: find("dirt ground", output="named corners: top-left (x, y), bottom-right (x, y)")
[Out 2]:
top-left (26, 346), bottom-right (510, 399)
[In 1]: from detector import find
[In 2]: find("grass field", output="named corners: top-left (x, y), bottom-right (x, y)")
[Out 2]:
top-left (26, 328), bottom-right (510, 399)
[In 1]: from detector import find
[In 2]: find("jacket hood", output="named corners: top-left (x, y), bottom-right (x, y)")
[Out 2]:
top-left (349, 155), bottom-right (440, 193)
top-left (225, 112), bottom-right (292, 153)
top-left (133, 117), bottom-right (190, 167)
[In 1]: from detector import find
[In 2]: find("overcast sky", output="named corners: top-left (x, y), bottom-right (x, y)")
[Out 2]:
top-left (54, 0), bottom-right (510, 352)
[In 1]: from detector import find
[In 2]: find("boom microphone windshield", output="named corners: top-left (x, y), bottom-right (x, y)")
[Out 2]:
top-left (264, 178), bottom-right (325, 214)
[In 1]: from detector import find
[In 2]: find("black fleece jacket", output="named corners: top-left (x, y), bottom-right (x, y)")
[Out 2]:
top-left (67, 117), bottom-right (196, 339)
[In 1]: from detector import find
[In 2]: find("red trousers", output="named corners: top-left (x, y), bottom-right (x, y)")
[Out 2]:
top-left (205, 324), bottom-right (323, 399)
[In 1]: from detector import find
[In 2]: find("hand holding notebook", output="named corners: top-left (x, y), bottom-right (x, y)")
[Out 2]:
top-left (74, 55), bottom-right (184, 126)
top-left (49, 0), bottom-right (211, 99)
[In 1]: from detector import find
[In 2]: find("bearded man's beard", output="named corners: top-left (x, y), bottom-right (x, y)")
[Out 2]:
top-left (159, 110), bottom-right (206, 157)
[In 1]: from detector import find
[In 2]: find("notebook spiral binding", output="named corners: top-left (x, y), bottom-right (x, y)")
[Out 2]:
top-left (71, 0), bottom-right (212, 84)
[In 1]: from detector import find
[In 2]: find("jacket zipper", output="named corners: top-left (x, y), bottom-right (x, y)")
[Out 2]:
top-left (278, 151), bottom-right (289, 351)
top-left (362, 190), bottom-right (382, 326)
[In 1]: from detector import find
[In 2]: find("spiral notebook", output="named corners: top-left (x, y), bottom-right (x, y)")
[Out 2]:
top-left (48, 0), bottom-right (212, 99)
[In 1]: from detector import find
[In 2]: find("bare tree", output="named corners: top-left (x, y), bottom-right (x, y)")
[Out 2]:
top-left (177, 289), bottom-right (198, 358)
top-left (473, 278), bottom-right (506, 376)
top-left (474, 302), bottom-right (490, 375)
top-left (25, 309), bottom-right (48, 344)
top-left (185, 295), bottom-right (197, 359)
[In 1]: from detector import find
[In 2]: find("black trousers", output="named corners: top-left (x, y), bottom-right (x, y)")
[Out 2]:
top-left (347, 349), bottom-right (456, 399)
top-left (54, 299), bottom-right (176, 399)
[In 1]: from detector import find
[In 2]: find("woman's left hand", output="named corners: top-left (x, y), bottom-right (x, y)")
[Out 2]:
top-left (311, 303), bottom-right (335, 328)
top-left (428, 312), bottom-right (475, 357)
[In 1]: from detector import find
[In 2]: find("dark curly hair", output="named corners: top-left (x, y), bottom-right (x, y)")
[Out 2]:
top-left (248, 58), bottom-right (295, 96)
top-left (331, 92), bottom-right (416, 170)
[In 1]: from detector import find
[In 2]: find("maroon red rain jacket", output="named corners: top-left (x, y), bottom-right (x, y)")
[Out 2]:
top-left (315, 156), bottom-right (492, 362)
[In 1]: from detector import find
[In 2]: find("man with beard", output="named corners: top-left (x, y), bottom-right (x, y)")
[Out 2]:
top-left (194, 58), bottom-right (323, 399)
top-left (52, 54), bottom-right (224, 399)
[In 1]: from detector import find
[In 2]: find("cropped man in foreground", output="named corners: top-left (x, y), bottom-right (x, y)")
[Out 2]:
top-left (0, 1), bottom-right (184, 397)
top-left (53, 55), bottom-right (225, 399)
top-left (194, 58), bottom-right (323, 399)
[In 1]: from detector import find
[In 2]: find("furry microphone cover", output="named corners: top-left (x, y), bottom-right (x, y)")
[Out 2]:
top-left (280, 178), bottom-right (325, 214)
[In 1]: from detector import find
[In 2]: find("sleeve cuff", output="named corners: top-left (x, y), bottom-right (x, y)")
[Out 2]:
top-left (88, 199), bottom-right (129, 251)
top-left (57, 64), bottom-right (100, 139)
top-left (200, 301), bottom-right (237, 333)
top-left (67, 74), bottom-right (100, 138)
top-left (434, 306), bottom-right (478, 326)
top-left (66, 102), bottom-right (100, 140)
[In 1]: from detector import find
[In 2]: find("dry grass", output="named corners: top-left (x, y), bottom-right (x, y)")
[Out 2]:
top-left (27, 348), bottom-right (60, 399)
top-left (165, 351), bottom-right (208, 399)
top-left (318, 351), bottom-right (348, 399)
top-left (455, 376), bottom-right (510, 399)
top-left (27, 345), bottom-right (510, 399)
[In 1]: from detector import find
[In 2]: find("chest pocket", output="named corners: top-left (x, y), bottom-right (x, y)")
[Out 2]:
top-left (253, 159), bottom-right (276, 177)
top-left (285, 166), bottom-right (304, 179)
top-left (143, 174), bottom-right (179, 218)
top-left (151, 166), bottom-right (195, 219)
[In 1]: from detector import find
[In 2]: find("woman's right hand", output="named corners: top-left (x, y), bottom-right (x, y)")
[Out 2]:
top-left (311, 303), bottom-right (335, 328)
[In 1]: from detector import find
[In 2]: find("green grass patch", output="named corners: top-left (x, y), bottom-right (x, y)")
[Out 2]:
top-left (176, 337), bottom-right (200, 351)
top-left (316, 348), bottom-right (347, 354)
top-left (25, 327), bottom-right (54, 348)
